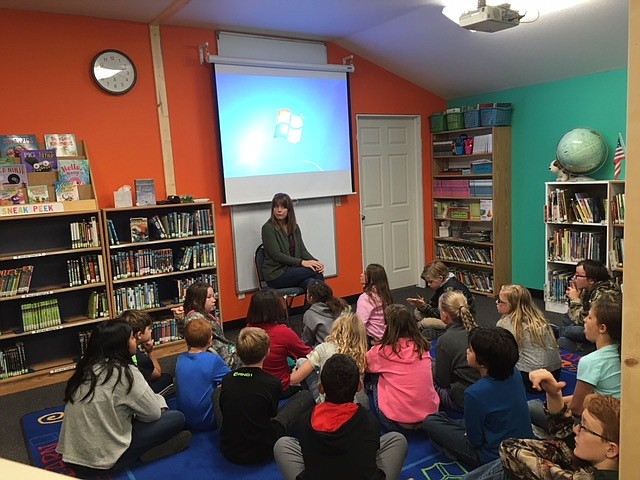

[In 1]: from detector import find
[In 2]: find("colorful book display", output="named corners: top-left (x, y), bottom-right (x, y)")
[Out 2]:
top-left (57, 159), bottom-right (90, 185)
top-left (0, 164), bottom-right (27, 186)
top-left (55, 181), bottom-right (79, 201)
top-left (0, 134), bottom-right (38, 164)
top-left (44, 134), bottom-right (78, 157)
top-left (27, 185), bottom-right (50, 203)
top-left (20, 149), bottom-right (57, 173)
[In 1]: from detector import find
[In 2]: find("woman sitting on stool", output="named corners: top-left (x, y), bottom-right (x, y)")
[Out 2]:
top-left (261, 192), bottom-right (324, 290)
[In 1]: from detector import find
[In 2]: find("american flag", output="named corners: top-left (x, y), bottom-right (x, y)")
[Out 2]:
top-left (614, 134), bottom-right (625, 181)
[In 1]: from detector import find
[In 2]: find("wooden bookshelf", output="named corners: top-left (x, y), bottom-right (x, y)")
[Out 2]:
top-left (0, 209), bottom-right (110, 394)
top-left (431, 126), bottom-right (511, 296)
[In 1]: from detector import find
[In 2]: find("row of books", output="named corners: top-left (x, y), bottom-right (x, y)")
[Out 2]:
top-left (110, 249), bottom-right (175, 280)
top-left (547, 229), bottom-right (605, 263)
top-left (66, 255), bottom-right (105, 286)
top-left (610, 237), bottom-right (624, 268)
top-left (175, 243), bottom-right (216, 271)
top-left (78, 330), bottom-right (92, 356)
top-left (546, 269), bottom-right (573, 303)
top-left (433, 179), bottom-right (493, 197)
top-left (150, 209), bottom-right (214, 239)
top-left (0, 266), bottom-right (33, 297)
top-left (114, 282), bottom-right (162, 315)
top-left (449, 267), bottom-right (494, 293)
top-left (152, 319), bottom-right (181, 345)
top-left (611, 192), bottom-right (625, 224)
top-left (0, 342), bottom-right (28, 379)
top-left (106, 209), bottom-right (214, 246)
top-left (546, 189), bottom-right (606, 224)
top-left (434, 200), bottom-right (493, 221)
top-left (436, 243), bottom-right (493, 266)
top-left (87, 290), bottom-right (110, 319)
top-left (176, 273), bottom-right (218, 303)
top-left (70, 217), bottom-right (100, 249)
top-left (20, 299), bottom-right (61, 332)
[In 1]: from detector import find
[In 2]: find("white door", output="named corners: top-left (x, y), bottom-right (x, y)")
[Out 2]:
top-left (357, 116), bottom-right (423, 289)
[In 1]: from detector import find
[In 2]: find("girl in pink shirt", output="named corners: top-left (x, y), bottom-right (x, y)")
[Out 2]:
top-left (356, 264), bottom-right (393, 342)
top-left (366, 304), bottom-right (439, 432)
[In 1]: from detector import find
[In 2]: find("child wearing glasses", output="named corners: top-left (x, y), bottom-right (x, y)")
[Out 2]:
top-left (462, 369), bottom-right (620, 480)
top-left (406, 260), bottom-right (475, 340)
top-left (495, 284), bottom-right (561, 393)
top-left (559, 259), bottom-right (620, 353)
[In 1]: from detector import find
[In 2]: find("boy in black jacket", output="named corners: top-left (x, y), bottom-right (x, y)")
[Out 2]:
top-left (274, 354), bottom-right (408, 480)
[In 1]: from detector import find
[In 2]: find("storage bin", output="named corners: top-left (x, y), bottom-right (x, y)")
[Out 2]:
top-left (464, 109), bottom-right (481, 128)
top-left (429, 113), bottom-right (447, 133)
top-left (480, 107), bottom-right (512, 126)
top-left (446, 112), bottom-right (464, 130)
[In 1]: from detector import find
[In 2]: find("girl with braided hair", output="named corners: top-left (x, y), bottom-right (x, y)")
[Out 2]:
top-left (433, 290), bottom-right (481, 412)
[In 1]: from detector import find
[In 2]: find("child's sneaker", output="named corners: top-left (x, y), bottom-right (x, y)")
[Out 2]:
top-left (140, 430), bottom-right (192, 462)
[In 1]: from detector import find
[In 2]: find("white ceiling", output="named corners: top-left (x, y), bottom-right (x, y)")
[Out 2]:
top-left (0, 0), bottom-right (628, 99)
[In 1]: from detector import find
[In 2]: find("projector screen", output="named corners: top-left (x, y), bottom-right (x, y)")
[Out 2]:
top-left (213, 64), bottom-right (355, 205)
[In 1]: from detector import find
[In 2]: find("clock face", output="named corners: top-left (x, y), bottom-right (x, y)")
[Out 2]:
top-left (91, 50), bottom-right (137, 95)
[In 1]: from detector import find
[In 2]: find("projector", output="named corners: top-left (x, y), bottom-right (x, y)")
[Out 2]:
top-left (459, 4), bottom-right (520, 33)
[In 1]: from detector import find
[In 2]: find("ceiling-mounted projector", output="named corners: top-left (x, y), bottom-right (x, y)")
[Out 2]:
top-left (459, 4), bottom-right (520, 32)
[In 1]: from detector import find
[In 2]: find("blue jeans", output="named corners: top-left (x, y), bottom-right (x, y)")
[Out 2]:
top-left (462, 459), bottom-right (507, 480)
top-left (111, 409), bottom-right (186, 471)
top-left (423, 412), bottom-right (481, 470)
top-left (267, 266), bottom-right (324, 290)
top-left (557, 314), bottom-right (594, 352)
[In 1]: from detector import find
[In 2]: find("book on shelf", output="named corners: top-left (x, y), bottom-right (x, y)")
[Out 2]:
top-left (480, 199), bottom-right (493, 221)
top-left (0, 185), bottom-right (26, 205)
top-left (0, 342), bottom-right (29, 378)
top-left (20, 148), bottom-right (58, 173)
top-left (57, 159), bottom-right (91, 185)
top-left (0, 134), bottom-right (38, 165)
top-left (130, 217), bottom-right (150, 242)
top-left (21, 299), bottom-right (61, 332)
top-left (87, 290), bottom-right (109, 319)
top-left (105, 219), bottom-right (120, 245)
top-left (135, 178), bottom-right (156, 206)
top-left (69, 217), bottom-right (100, 248)
top-left (0, 266), bottom-right (34, 297)
top-left (26, 184), bottom-right (50, 203)
top-left (55, 181), bottom-right (79, 201)
top-left (44, 134), bottom-right (78, 157)
top-left (0, 164), bottom-right (28, 186)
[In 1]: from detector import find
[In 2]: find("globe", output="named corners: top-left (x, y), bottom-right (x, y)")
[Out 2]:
top-left (556, 128), bottom-right (608, 174)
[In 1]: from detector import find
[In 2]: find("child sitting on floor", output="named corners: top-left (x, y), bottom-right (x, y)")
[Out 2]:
top-left (366, 304), bottom-right (439, 433)
top-left (301, 279), bottom-right (349, 347)
top-left (357, 263), bottom-right (393, 342)
top-left (423, 326), bottom-right (533, 470)
top-left (246, 289), bottom-right (312, 397)
top-left (274, 354), bottom-right (408, 480)
top-left (219, 327), bottom-right (315, 465)
top-left (120, 309), bottom-right (173, 394)
top-left (57, 320), bottom-right (190, 473)
top-left (175, 317), bottom-right (231, 430)
top-left (290, 311), bottom-right (369, 405)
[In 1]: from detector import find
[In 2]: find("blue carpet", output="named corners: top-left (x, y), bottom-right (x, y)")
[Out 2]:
top-left (21, 349), bottom-right (581, 479)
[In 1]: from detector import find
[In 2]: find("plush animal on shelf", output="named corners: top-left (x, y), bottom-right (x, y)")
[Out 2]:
top-left (549, 160), bottom-right (571, 182)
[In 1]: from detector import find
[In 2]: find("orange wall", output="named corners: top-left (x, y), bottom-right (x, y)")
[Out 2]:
top-left (0, 9), bottom-right (445, 321)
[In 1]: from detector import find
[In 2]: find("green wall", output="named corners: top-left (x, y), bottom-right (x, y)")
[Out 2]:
top-left (451, 69), bottom-right (627, 290)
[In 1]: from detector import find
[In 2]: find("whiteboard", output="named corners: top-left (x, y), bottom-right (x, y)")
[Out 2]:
top-left (232, 198), bottom-right (337, 293)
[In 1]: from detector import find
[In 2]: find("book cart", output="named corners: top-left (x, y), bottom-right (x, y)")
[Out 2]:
top-left (544, 180), bottom-right (625, 313)
top-left (0, 142), bottom-right (107, 395)
top-left (430, 126), bottom-right (512, 296)
top-left (101, 202), bottom-right (220, 360)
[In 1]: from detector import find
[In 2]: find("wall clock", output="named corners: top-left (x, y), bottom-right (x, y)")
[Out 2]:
top-left (91, 50), bottom-right (137, 95)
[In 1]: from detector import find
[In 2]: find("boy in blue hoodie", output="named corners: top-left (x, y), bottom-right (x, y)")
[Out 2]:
top-left (274, 354), bottom-right (408, 480)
